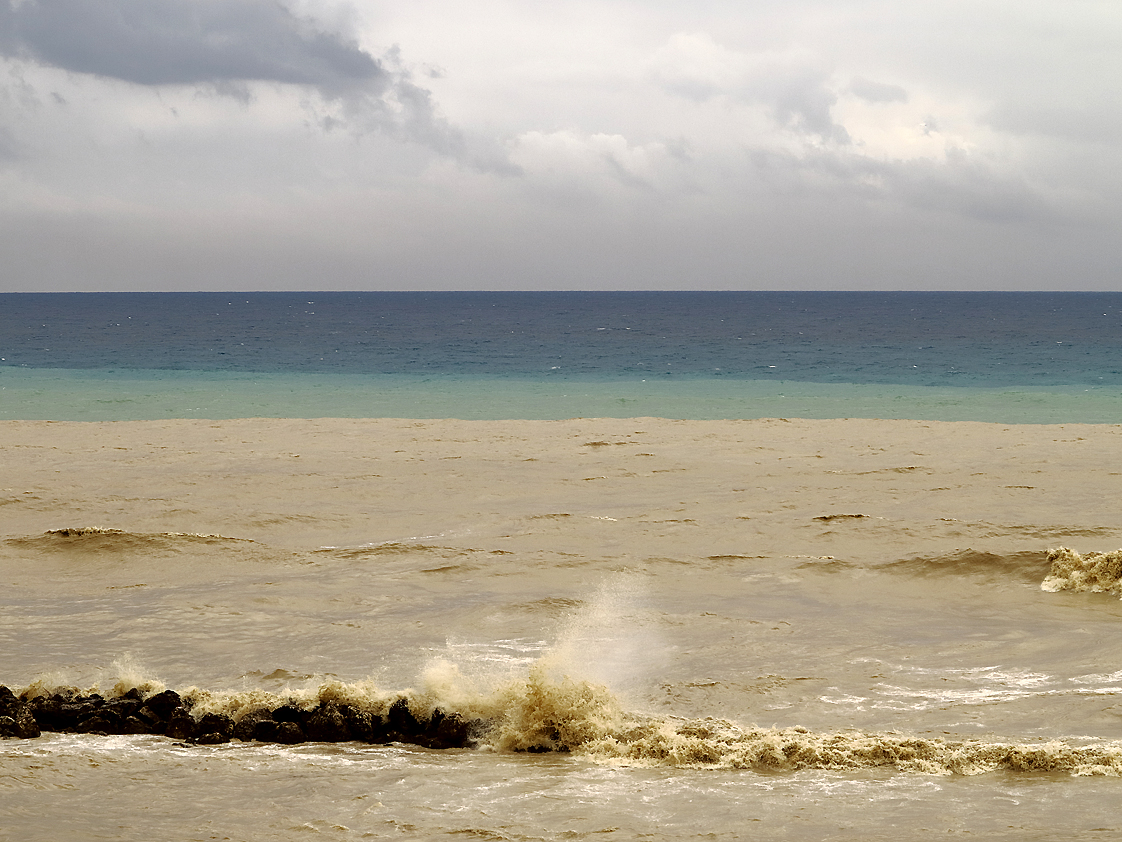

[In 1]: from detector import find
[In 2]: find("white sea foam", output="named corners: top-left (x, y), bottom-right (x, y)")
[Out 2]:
top-left (1041, 547), bottom-right (1122, 596)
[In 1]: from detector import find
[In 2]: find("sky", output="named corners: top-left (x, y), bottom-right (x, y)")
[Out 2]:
top-left (1, 0), bottom-right (1120, 292)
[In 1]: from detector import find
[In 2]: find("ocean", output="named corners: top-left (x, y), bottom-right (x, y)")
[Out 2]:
top-left (3, 292), bottom-right (1122, 841)
top-left (3, 291), bottom-right (1122, 422)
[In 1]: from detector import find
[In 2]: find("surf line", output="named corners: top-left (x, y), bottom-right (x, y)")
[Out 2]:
top-left (0, 685), bottom-right (483, 749)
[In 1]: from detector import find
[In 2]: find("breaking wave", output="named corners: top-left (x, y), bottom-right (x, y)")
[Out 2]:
top-left (5, 527), bottom-right (253, 554)
top-left (1041, 547), bottom-right (1122, 596)
top-left (15, 661), bottom-right (1122, 777)
top-left (882, 549), bottom-right (1049, 582)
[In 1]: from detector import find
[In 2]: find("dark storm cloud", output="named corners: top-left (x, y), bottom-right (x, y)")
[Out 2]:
top-left (0, 0), bottom-right (385, 95)
top-left (0, 0), bottom-right (485, 158)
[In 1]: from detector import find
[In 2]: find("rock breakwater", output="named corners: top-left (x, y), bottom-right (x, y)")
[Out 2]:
top-left (0, 684), bottom-right (482, 749)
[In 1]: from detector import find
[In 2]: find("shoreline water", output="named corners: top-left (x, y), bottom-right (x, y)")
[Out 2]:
top-left (4, 367), bottom-right (1122, 423)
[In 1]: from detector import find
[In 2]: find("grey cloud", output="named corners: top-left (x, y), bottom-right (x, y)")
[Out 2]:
top-left (0, 0), bottom-right (483, 158)
top-left (848, 76), bottom-right (907, 104)
top-left (750, 66), bottom-right (850, 144)
top-left (751, 146), bottom-right (1056, 225)
top-left (0, 124), bottom-right (16, 161)
top-left (985, 102), bottom-right (1122, 145)
top-left (654, 54), bottom-right (850, 145)
top-left (1, 0), bottom-right (384, 94)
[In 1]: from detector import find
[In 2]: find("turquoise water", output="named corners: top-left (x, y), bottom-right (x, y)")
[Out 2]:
top-left (3, 367), bottom-right (1121, 423)
top-left (3, 291), bottom-right (1122, 422)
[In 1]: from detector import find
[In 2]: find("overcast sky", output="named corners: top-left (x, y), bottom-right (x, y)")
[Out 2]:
top-left (1, 0), bottom-right (1119, 291)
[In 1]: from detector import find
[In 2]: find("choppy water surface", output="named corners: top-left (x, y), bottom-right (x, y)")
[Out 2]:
top-left (4, 417), bottom-right (1122, 839)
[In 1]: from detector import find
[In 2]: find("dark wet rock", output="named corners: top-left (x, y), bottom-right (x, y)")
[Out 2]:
top-left (18, 707), bottom-right (41, 739)
top-left (122, 715), bottom-right (155, 735)
top-left (166, 709), bottom-right (197, 741)
top-left (233, 709), bottom-right (274, 742)
top-left (340, 705), bottom-right (385, 743)
top-left (1, 682), bottom-right (493, 750)
top-left (193, 730), bottom-right (230, 745)
top-left (135, 706), bottom-right (163, 729)
top-left (104, 698), bottom-right (142, 722)
top-left (432, 710), bottom-right (471, 749)
top-left (142, 690), bottom-right (182, 720)
top-left (0, 707), bottom-right (39, 739)
top-left (275, 721), bottom-right (305, 744)
top-left (253, 719), bottom-right (282, 742)
top-left (305, 703), bottom-right (351, 742)
top-left (26, 696), bottom-right (60, 729)
top-left (272, 703), bottom-right (307, 724)
top-left (86, 707), bottom-right (124, 733)
top-left (193, 713), bottom-right (234, 742)
top-left (0, 688), bottom-right (39, 739)
top-left (77, 715), bottom-right (112, 735)
top-left (387, 697), bottom-right (424, 740)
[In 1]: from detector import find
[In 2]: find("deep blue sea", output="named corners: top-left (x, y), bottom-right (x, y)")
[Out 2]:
top-left (2, 291), bottom-right (1121, 422)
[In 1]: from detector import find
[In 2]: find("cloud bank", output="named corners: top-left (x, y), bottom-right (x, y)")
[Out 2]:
top-left (1, 0), bottom-right (382, 92)
top-left (0, 0), bottom-right (461, 150)
top-left (0, 0), bottom-right (1120, 291)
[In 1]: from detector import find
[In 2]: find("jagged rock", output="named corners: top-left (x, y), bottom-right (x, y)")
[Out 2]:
top-left (275, 721), bottom-right (305, 744)
top-left (0, 688), bottom-right (40, 739)
top-left (2, 682), bottom-right (494, 750)
top-left (193, 713), bottom-right (234, 742)
top-left (272, 703), bottom-right (306, 724)
top-left (233, 709), bottom-right (273, 742)
top-left (25, 696), bottom-right (58, 729)
top-left (305, 703), bottom-right (351, 742)
top-left (341, 705), bottom-right (386, 743)
top-left (14, 706), bottom-right (40, 739)
top-left (0, 709), bottom-right (39, 739)
top-left (60, 702), bottom-right (93, 730)
top-left (121, 715), bottom-right (154, 735)
top-left (104, 698), bottom-right (142, 724)
top-left (142, 690), bottom-right (182, 720)
top-left (190, 714), bottom-right (234, 745)
top-left (253, 719), bottom-right (282, 742)
top-left (77, 715), bottom-right (113, 735)
top-left (432, 710), bottom-right (471, 749)
top-left (166, 709), bottom-right (197, 740)
top-left (387, 697), bottom-right (424, 740)
top-left (135, 706), bottom-right (163, 730)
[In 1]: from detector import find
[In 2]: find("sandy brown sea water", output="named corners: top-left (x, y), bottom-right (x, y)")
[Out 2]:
top-left (4, 417), bottom-right (1122, 840)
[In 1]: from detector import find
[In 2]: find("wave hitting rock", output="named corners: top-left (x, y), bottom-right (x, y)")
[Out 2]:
top-left (6, 677), bottom-right (1122, 777)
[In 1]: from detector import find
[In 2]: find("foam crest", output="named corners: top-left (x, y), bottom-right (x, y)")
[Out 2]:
top-left (7, 527), bottom-right (251, 554)
top-left (485, 663), bottom-right (635, 753)
top-left (1041, 547), bottom-right (1122, 596)
top-left (570, 720), bottom-right (1122, 775)
top-left (15, 664), bottom-right (1122, 775)
top-left (21, 656), bottom-right (167, 701)
top-left (182, 679), bottom-right (400, 721)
